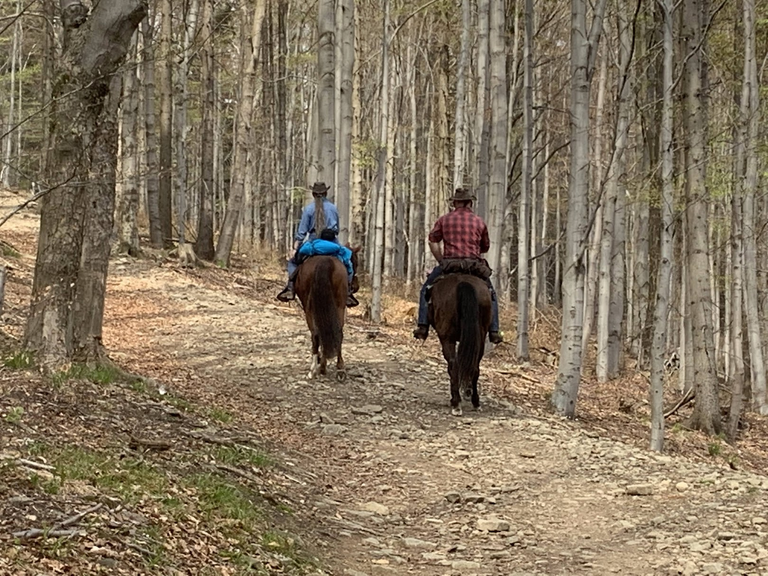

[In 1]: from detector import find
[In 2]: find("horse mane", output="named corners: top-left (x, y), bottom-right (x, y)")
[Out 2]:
top-left (314, 195), bottom-right (326, 235)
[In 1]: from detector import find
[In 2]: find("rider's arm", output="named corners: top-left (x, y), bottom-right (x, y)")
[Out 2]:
top-left (295, 205), bottom-right (312, 246)
top-left (429, 241), bottom-right (443, 264)
top-left (480, 223), bottom-right (490, 254)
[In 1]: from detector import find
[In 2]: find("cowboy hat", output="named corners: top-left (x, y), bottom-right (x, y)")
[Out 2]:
top-left (311, 182), bottom-right (330, 196)
top-left (449, 186), bottom-right (476, 202)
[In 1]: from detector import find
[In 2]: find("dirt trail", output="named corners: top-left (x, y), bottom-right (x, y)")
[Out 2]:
top-left (102, 261), bottom-right (768, 576)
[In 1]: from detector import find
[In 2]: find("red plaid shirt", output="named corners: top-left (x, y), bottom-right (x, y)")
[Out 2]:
top-left (428, 207), bottom-right (490, 259)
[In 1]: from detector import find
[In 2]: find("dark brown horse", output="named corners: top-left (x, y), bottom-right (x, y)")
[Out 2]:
top-left (294, 248), bottom-right (359, 381)
top-left (428, 274), bottom-right (492, 415)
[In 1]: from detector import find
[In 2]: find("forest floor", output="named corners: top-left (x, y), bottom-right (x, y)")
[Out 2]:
top-left (2, 188), bottom-right (768, 576)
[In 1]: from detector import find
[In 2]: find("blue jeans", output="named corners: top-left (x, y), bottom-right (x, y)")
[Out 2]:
top-left (417, 266), bottom-right (500, 333)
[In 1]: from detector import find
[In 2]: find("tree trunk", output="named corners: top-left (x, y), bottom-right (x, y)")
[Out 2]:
top-left (25, 0), bottom-right (147, 369)
top-left (740, 0), bottom-right (768, 415)
top-left (370, 0), bottom-right (390, 324)
top-left (214, 0), bottom-right (267, 266)
top-left (517, 0), bottom-right (534, 360)
top-left (195, 0), bottom-right (215, 260)
top-left (474, 0), bottom-right (490, 220)
top-left (452, 0), bottom-right (471, 187)
top-left (552, 0), bottom-right (607, 417)
top-left (115, 34), bottom-right (141, 256)
top-left (1, 0), bottom-right (21, 188)
top-left (683, 0), bottom-right (720, 434)
top-left (317, 0), bottom-right (336, 189)
top-left (487, 0), bottom-right (508, 287)
top-left (336, 0), bottom-right (354, 244)
top-left (142, 17), bottom-right (163, 248)
top-left (650, 0), bottom-right (675, 452)
top-left (158, 0), bottom-right (174, 246)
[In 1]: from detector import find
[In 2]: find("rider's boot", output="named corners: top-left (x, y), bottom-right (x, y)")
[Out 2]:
top-left (413, 324), bottom-right (429, 340)
top-left (276, 280), bottom-right (295, 302)
top-left (488, 331), bottom-right (503, 344)
top-left (346, 284), bottom-right (359, 308)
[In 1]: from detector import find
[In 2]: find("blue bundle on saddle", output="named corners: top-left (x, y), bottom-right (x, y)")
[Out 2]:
top-left (297, 239), bottom-right (354, 277)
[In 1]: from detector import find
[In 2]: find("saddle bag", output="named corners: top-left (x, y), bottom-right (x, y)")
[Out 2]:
top-left (441, 258), bottom-right (492, 280)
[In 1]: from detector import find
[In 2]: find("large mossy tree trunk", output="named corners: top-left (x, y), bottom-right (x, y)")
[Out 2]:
top-left (25, 0), bottom-right (147, 369)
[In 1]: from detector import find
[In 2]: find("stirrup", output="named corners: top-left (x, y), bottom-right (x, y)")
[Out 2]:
top-left (413, 325), bottom-right (429, 340)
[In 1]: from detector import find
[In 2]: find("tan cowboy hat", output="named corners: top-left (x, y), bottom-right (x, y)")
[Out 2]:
top-left (311, 182), bottom-right (330, 196)
top-left (449, 186), bottom-right (476, 202)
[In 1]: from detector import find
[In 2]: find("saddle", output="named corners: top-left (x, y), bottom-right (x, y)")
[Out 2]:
top-left (426, 258), bottom-right (492, 300)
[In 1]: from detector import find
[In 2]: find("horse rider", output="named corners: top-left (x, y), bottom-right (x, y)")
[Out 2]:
top-left (413, 186), bottom-right (503, 344)
top-left (276, 181), bottom-right (359, 307)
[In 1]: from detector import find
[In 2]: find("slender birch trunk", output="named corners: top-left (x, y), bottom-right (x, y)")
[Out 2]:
top-left (474, 0), bottom-right (490, 220)
top-left (740, 0), bottom-right (768, 415)
top-left (336, 0), bottom-right (354, 244)
top-left (517, 0), bottom-right (534, 360)
top-left (649, 0), bottom-right (675, 452)
top-left (158, 0), bottom-right (174, 246)
top-left (683, 0), bottom-right (720, 434)
top-left (487, 0), bottom-right (508, 287)
top-left (552, 0), bottom-right (608, 417)
top-left (317, 0), bottom-right (336, 189)
top-left (116, 35), bottom-right (141, 256)
top-left (453, 0), bottom-right (471, 186)
top-left (195, 0), bottom-right (215, 260)
top-left (370, 0), bottom-right (390, 323)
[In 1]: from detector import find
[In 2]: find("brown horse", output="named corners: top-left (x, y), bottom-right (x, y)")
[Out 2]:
top-left (294, 249), bottom-right (359, 381)
top-left (428, 273), bottom-right (492, 415)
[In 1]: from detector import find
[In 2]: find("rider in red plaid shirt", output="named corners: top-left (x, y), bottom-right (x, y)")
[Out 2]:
top-left (413, 187), bottom-right (503, 344)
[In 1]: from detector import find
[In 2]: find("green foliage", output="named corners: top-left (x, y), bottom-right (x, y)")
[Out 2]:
top-left (213, 445), bottom-right (272, 469)
top-left (707, 439), bottom-right (722, 457)
top-left (4, 406), bottom-right (24, 424)
top-left (191, 473), bottom-right (261, 525)
top-left (3, 350), bottom-right (34, 369)
top-left (208, 407), bottom-right (233, 423)
top-left (50, 363), bottom-right (122, 387)
top-left (1, 243), bottom-right (21, 258)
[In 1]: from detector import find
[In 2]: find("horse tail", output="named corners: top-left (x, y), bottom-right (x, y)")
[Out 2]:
top-left (311, 258), bottom-right (342, 359)
top-left (314, 195), bottom-right (326, 234)
top-left (456, 281), bottom-right (481, 389)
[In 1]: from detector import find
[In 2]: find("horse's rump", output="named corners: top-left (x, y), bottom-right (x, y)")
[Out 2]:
top-left (428, 274), bottom-right (492, 340)
top-left (295, 256), bottom-right (347, 359)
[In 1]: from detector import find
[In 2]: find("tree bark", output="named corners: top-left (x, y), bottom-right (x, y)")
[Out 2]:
top-left (142, 16), bottom-right (163, 248)
top-left (683, 0), bottom-right (721, 435)
top-left (25, 0), bottom-right (147, 368)
top-left (452, 0), bottom-right (471, 187)
top-left (158, 0), bottom-right (173, 246)
top-left (115, 34), bottom-right (141, 256)
top-left (317, 0), bottom-right (336, 189)
top-left (336, 0), bottom-right (354, 244)
top-left (487, 0), bottom-right (508, 288)
top-left (370, 0), bottom-right (390, 324)
top-left (517, 0), bottom-right (534, 360)
top-left (740, 0), bottom-right (768, 415)
top-left (195, 0), bottom-right (215, 260)
top-left (551, 0), bottom-right (607, 417)
top-left (650, 0), bottom-right (675, 452)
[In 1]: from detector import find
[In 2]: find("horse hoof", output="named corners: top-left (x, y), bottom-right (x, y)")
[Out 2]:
top-left (473, 404), bottom-right (482, 412)
top-left (451, 406), bottom-right (463, 417)
top-left (336, 370), bottom-right (347, 382)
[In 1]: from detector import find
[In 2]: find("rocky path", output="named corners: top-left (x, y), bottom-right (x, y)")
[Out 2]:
top-left (104, 262), bottom-right (768, 576)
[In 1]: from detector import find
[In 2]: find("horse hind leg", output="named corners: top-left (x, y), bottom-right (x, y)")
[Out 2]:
top-left (471, 369), bottom-right (481, 410)
top-left (335, 349), bottom-right (346, 382)
top-left (441, 340), bottom-right (461, 416)
top-left (308, 334), bottom-right (321, 380)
